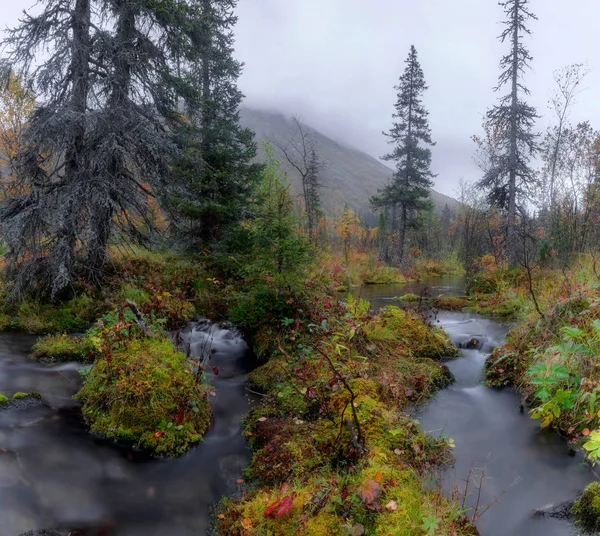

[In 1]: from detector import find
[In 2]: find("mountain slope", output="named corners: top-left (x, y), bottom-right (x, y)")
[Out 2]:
top-left (239, 107), bottom-right (458, 219)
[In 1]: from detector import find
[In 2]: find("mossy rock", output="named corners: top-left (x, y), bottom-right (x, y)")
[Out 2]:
top-left (76, 337), bottom-right (211, 457)
top-left (367, 306), bottom-right (459, 359)
top-left (572, 482), bottom-right (600, 532)
top-left (0, 394), bottom-right (8, 405)
top-left (31, 334), bottom-right (94, 362)
top-left (12, 392), bottom-right (29, 400)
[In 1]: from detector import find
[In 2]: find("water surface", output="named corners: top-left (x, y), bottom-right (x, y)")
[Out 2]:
top-left (0, 321), bottom-right (255, 536)
top-left (358, 279), bottom-right (594, 536)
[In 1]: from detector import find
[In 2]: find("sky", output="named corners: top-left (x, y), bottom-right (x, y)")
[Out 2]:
top-left (3, 0), bottom-right (600, 198)
top-left (233, 0), bottom-right (600, 197)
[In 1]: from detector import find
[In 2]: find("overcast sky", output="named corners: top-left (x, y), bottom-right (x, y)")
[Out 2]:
top-left (3, 1), bottom-right (600, 197)
top-left (233, 0), bottom-right (600, 197)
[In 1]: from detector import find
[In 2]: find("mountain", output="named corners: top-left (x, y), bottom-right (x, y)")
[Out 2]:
top-left (239, 107), bottom-right (458, 221)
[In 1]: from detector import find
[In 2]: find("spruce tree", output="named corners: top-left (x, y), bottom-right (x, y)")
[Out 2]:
top-left (0, 0), bottom-right (199, 297)
top-left (478, 0), bottom-right (538, 267)
top-left (371, 45), bottom-right (435, 265)
top-left (170, 0), bottom-right (260, 249)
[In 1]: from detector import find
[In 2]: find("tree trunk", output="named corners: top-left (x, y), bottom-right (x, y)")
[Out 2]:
top-left (507, 1), bottom-right (520, 268)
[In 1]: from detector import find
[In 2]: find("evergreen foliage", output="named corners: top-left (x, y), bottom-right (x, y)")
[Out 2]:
top-left (478, 0), bottom-right (538, 267)
top-left (168, 0), bottom-right (261, 249)
top-left (371, 45), bottom-right (435, 265)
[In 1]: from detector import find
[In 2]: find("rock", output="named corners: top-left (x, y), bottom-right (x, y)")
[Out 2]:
top-left (0, 394), bottom-right (45, 412)
top-left (533, 501), bottom-right (573, 520)
top-left (19, 531), bottom-right (66, 536)
top-left (459, 337), bottom-right (484, 350)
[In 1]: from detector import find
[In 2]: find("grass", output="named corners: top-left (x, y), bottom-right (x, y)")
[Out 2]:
top-left (76, 336), bottom-right (211, 457)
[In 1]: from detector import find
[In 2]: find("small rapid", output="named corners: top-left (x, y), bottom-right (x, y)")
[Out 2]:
top-left (360, 279), bottom-right (596, 536)
top-left (0, 319), bottom-right (256, 536)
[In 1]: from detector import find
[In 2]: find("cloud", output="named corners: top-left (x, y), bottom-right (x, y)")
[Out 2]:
top-left (4, 0), bottom-right (600, 198)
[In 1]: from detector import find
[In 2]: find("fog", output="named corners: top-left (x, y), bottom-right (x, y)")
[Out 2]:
top-left (234, 0), bottom-right (600, 197)
top-left (3, 0), bottom-right (600, 197)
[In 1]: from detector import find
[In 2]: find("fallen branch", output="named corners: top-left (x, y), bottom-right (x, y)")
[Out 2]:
top-left (125, 300), bottom-right (154, 337)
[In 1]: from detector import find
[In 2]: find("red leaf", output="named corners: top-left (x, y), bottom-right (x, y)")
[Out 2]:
top-left (358, 479), bottom-right (381, 504)
top-left (154, 431), bottom-right (163, 438)
top-left (275, 495), bottom-right (293, 518)
top-left (212, 367), bottom-right (219, 376)
top-left (264, 499), bottom-right (282, 518)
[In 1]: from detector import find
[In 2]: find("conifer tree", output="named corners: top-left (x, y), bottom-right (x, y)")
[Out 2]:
top-left (478, 0), bottom-right (538, 267)
top-left (0, 0), bottom-right (200, 297)
top-left (371, 45), bottom-right (435, 265)
top-left (170, 0), bottom-right (260, 248)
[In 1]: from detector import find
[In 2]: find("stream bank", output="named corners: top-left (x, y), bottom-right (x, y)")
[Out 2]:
top-left (359, 278), bottom-right (597, 535)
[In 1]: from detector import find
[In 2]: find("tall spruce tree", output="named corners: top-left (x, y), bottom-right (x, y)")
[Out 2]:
top-left (0, 0), bottom-right (198, 298)
top-left (371, 45), bottom-right (435, 265)
top-left (170, 0), bottom-right (260, 249)
top-left (478, 0), bottom-right (538, 267)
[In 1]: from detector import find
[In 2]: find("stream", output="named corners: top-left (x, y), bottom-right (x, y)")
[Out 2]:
top-left (0, 320), bottom-right (256, 536)
top-left (0, 278), bottom-right (596, 536)
top-left (360, 277), bottom-right (596, 536)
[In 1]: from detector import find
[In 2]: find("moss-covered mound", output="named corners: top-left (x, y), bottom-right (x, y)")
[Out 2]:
top-left (367, 306), bottom-right (459, 360)
top-left (76, 338), bottom-right (210, 457)
top-left (31, 334), bottom-right (94, 362)
top-left (394, 292), bottom-right (421, 303)
top-left (572, 482), bottom-right (600, 533)
top-left (432, 296), bottom-right (472, 311)
top-left (218, 296), bottom-right (473, 535)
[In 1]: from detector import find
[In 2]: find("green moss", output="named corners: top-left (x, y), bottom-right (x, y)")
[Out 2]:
top-left (0, 394), bottom-right (8, 404)
top-left (572, 482), bottom-right (600, 533)
top-left (367, 306), bottom-right (459, 359)
top-left (12, 392), bottom-right (29, 400)
top-left (432, 296), bottom-right (471, 311)
top-left (75, 337), bottom-right (211, 457)
top-left (395, 293), bottom-right (421, 303)
top-left (31, 334), bottom-right (94, 362)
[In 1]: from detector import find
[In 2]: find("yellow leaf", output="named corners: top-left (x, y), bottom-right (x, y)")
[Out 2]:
top-left (241, 517), bottom-right (253, 530)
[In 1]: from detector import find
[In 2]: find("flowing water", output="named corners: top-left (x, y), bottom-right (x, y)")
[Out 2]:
top-left (0, 320), bottom-right (256, 536)
top-left (0, 279), bottom-right (596, 536)
top-left (361, 278), bottom-right (596, 536)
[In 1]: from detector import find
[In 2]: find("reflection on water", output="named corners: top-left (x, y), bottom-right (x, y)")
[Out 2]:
top-left (351, 274), bottom-right (467, 311)
top-left (0, 322), bottom-right (256, 536)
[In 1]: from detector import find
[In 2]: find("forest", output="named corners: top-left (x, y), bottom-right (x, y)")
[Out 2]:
top-left (1, 0), bottom-right (600, 535)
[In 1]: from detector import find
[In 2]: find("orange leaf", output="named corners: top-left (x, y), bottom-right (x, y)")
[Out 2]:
top-left (583, 428), bottom-right (591, 436)
top-left (359, 479), bottom-right (381, 504)
top-left (241, 517), bottom-right (253, 530)
top-left (374, 471), bottom-right (383, 483)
